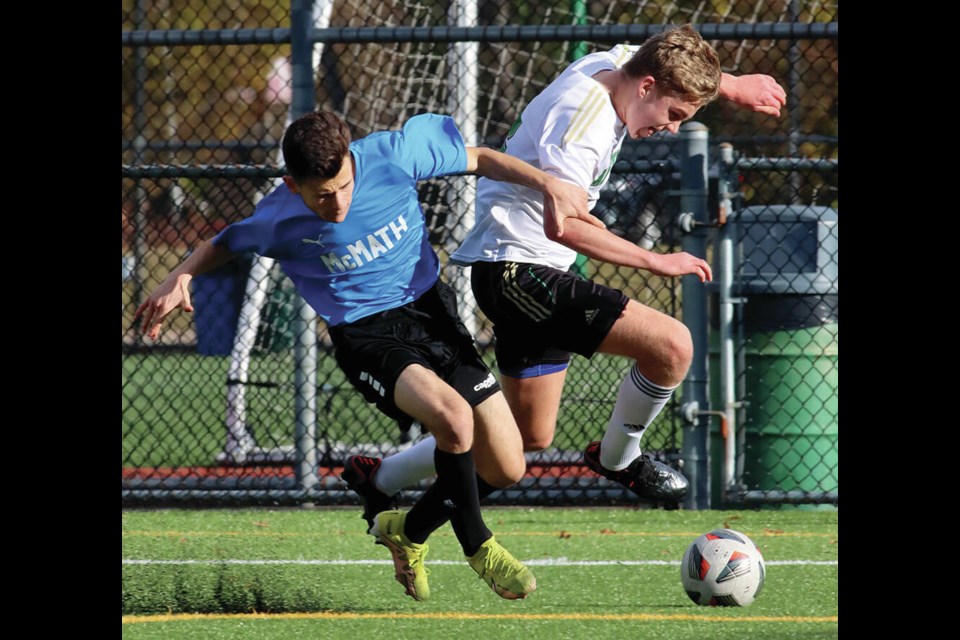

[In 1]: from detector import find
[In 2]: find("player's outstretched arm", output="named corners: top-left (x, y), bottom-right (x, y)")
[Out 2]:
top-left (466, 146), bottom-right (604, 238)
top-left (718, 73), bottom-right (786, 117)
top-left (645, 251), bottom-right (713, 282)
top-left (134, 240), bottom-right (237, 340)
top-left (553, 218), bottom-right (712, 282)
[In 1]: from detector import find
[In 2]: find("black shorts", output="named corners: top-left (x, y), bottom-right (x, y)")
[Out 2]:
top-left (327, 280), bottom-right (500, 428)
top-left (470, 261), bottom-right (629, 377)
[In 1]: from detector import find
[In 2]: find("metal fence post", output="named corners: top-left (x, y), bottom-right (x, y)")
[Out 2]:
top-left (291, 0), bottom-right (320, 493)
top-left (449, 0), bottom-right (480, 338)
top-left (717, 143), bottom-right (741, 501)
top-left (130, 0), bottom-right (149, 315)
top-left (679, 122), bottom-right (710, 510)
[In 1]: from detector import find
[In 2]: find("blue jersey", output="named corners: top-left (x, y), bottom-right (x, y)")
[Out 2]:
top-left (213, 114), bottom-right (468, 326)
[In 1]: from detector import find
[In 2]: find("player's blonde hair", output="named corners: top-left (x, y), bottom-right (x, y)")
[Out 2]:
top-left (622, 24), bottom-right (721, 105)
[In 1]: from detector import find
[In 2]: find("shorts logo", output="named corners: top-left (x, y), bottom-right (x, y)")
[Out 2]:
top-left (359, 371), bottom-right (386, 397)
top-left (473, 372), bottom-right (497, 392)
top-left (585, 309), bottom-right (599, 324)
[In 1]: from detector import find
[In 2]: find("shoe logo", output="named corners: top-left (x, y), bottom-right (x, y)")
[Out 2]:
top-left (623, 423), bottom-right (646, 433)
top-left (473, 372), bottom-right (497, 392)
top-left (301, 233), bottom-right (325, 248)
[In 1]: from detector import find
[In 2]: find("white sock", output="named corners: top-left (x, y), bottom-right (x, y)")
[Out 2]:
top-left (599, 364), bottom-right (676, 471)
top-left (374, 435), bottom-right (437, 495)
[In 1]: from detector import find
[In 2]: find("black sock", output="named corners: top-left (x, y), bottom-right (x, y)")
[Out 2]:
top-left (405, 449), bottom-right (492, 554)
top-left (476, 476), bottom-right (500, 501)
top-left (407, 473), bottom-right (501, 551)
top-left (449, 476), bottom-right (500, 555)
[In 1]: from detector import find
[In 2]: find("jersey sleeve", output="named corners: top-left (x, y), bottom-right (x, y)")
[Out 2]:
top-left (211, 186), bottom-right (284, 258)
top-left (535, 87), bottom-right (616, 190)
top-left (396, 113), bottom-right (468, 181)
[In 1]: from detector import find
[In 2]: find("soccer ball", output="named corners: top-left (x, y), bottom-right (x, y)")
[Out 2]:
top-left (680, 528), bottom-right (765, 606)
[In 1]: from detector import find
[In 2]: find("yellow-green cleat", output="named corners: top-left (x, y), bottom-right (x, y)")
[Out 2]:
top-left (370, 510), bottom-right (431, 602)
top-left (467, 536), bottom-right (537, 600)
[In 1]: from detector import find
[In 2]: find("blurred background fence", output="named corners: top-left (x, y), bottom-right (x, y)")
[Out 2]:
top-left (121, 0), bottom-right (838, 508)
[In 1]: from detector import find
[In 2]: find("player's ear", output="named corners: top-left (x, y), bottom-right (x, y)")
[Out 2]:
top-left (282, 176), bottom-right (299, 194)
top-left (638, 76), bottom-right (656, 99)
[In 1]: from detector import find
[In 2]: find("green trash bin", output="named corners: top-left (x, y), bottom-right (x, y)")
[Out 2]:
top-left (734, 206), bottom-right (838, 502)
top-left (741, 309), bottom-right (838, 494)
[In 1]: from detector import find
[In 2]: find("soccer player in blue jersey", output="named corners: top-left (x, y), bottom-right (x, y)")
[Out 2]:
top-left (135, 109), bottom-right (598, 602)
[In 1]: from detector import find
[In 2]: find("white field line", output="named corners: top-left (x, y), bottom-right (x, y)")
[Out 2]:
top-left (122, 558), bottom-right (836, 566)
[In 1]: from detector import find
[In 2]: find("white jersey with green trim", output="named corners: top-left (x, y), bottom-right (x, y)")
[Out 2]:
top-left (452, 44), bottom-right (638, 271)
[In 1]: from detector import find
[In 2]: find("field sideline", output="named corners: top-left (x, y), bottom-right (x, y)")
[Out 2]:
top-left (122, 506), bottom-right (838, 639)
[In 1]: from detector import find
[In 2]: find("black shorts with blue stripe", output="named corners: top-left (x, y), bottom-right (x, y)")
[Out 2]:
top-left (469, 260), bottom-right (628, 378)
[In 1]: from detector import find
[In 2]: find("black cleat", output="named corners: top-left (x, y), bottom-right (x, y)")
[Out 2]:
top-left (583, 441), bottom-right (688, 502)
top-left (340, 455), bottom-right (398, 532)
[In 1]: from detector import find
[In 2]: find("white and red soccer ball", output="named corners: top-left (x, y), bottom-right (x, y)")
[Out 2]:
top-left (681, 528), bottom-right (766, 606)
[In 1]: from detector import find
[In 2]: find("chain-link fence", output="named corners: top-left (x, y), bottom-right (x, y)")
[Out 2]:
top-left (719, 162), bottom-right (838, 506)
top-left (121, 0), bottom-right (838, 508)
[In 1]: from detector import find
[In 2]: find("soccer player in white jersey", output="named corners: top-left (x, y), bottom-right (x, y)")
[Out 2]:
top-left (135, 109), bottom-right (602, 602)
top-left (342, 25), bottom-right (785, 513)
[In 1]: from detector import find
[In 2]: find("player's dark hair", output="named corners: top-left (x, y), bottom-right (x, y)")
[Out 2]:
top-left (281, 110), bottom-right (352, 182)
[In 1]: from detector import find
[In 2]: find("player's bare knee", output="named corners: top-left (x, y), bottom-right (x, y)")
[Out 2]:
top-left (426, 400), bottom-right (475, 453)
top-left (481, 459), bottom-right (526, 488)
top-left (522, 434), bottom-right (554, 452)
top-left (673, 330), bottom-right (694, 373)
top-left (516, 418), bottom-right (557, 453)
top-left (432, 428), bottom-right (473, 454)
top-left (504, 455), bottom-right (527, 485)
top-left (659, 323), bottom-right (693, 384)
